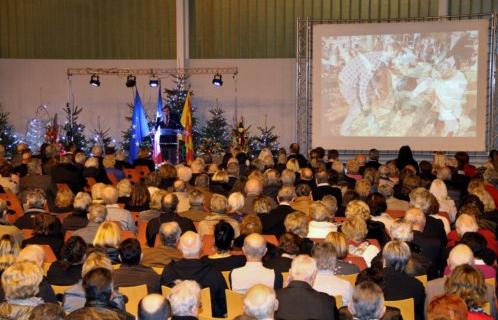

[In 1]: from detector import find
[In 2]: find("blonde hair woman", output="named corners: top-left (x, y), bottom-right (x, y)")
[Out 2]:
top-left (341, 216), bottom-right (380, 267)
top-left (54, 188), bottom-right (74, 212)
top-left (325, 232), bottom-right (360, 275)
top-left (0, 235), bottom-right (20, 273)
top-left (0, 261), bottom-right (44, 319)
top-left (345, 199), bottom-right (390, 246)
top-left (92, 222), bottom-right (121, 264)
top-left (471, 188), bottom-right (496, 213)
top-left (63, 251), bottom-right (126, 314)
top-left (286, 158), bottom-right (300, 173)
top-left (429, 178), bottom-right (457, 222)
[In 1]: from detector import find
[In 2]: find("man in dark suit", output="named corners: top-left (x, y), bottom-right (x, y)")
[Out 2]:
top-left (295, 167), bottom-right (316, 190)
top-left (405, 208), bottom-right (444, 279)
top-left (364, 148), bottom-right (381, 171)
top-left (382, 241), bottom-right (425, 320)
top-left (260, 186), bottom-right (297, 238)
top-left (15, 189), bottom-right (50, 230)
top-left (51, 155), bottom-right (86, 194)
top-left (312, 170), bottom-right (342, 207)
top-left (146, 193), bottom-right (196, 247)
top-left (160, 231), bottom-right (227, 318)
top-left (276, 255), bottom-right (337, 320)
top-left (409, 188), bottom-right (447, 247)
top-left (287, 143), bottom-right (308, 168)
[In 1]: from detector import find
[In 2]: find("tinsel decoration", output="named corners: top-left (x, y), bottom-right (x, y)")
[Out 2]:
top-left (249, 125), bottom-right (280, 156)
top-left (231, 118), bottom-right (251, 154)
top-left (61, 103), bottom-right (88, 151)
top-left (0, 104), bottom-right (18, 157)
top-left (199, 106), bottom-right (229, 155)
top-left (25, 105), bottom-right (51, 154)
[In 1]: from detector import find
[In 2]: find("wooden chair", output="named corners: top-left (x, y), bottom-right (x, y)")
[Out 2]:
top-left (43, 262), bottom-right (51, 276)
top-left (137, 220), bottom-right (148, 248)
top-left (51, 284), bottom-right (71, 296)
top-left (225, 289), bottom-right (244, 320)
top-left (119, 284), bottom-right (148, 318)
top-left (483, 302), bottom-right (491, 315)
top-left (485, 277), bottom-right (496, 288)
top-left (337, 273), bottom-right (358, 287)
top-left (107, 173), bottom-right (118, 185)
top-left (386, 209), bottom-right (405, 219)
top-left (334, 295), bottom-right (343, 308)
top-left (152, 267), bottom-right (164, 275)
top-left (41, 245), bottom-right (57, 263)
top-left (367, 238), bottom-right (381, 250)
top-left (222, 271), bottom-right (231, 289)
top-left (135, 166), bottom-right (150, 177)
top-left (282, 272), bottom-right (289, 287)
top-left (85, 177), bottom-right (97, 191)
top-left (21, 229), bottom-right (34, 240)
top-left (123, 168), bottom-right (142, 183)
top-left (415, 274), bottom-right (428, 287)
top-left (162, 286), bottom-right (213, 318)
top-left (113, 264), bottom-right (121, 270)
top-left (64, 230), bottom-right (74, 242)
top-left (385, 298), bottom-right (414, 320)
top-left (0, 193), bottom-right (23, 222)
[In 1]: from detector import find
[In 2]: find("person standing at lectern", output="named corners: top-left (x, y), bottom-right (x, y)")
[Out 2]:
top-left (156, 106), bottom-right (184, 164)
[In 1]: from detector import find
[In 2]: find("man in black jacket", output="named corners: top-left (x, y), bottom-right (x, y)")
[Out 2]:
top-left (312, 170), bottom-right (342, 207)
top-left (51, 155), bottom-right (86, 194)
top-left (146, 193), bottom-right (195, 247)
top-left (260, 186), bottom-right (296, 238)
top-left (160, 231), bottom-right (227, 318)
top-left (276, 255), bottom-right (337, 320)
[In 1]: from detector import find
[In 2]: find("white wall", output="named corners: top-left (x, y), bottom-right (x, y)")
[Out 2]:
top-left (0, 58), bottom-right (296, 150)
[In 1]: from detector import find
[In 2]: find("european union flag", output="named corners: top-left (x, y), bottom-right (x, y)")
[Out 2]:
top-left (128, 89), bottom-right (150, 163)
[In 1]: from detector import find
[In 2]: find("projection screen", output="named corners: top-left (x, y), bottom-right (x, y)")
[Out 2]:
top-left (312, 20), bottom-right (488, 151)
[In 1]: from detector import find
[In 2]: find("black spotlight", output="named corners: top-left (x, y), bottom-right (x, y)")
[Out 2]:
top-left (126, 75), bottom-right (136, 88)
top-left (89, 74), bottom-right (100, 87)
top-left (149, 77), bottom-right (160, 87)
top-left (212, 73), bottom-right (223, 87)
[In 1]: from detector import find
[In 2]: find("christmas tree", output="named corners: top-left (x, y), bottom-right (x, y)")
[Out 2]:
top-left (0, 104), bottom-right (17, 158)
top-left (92, 117), bottom-right (114, 153)
top-left (199, 106), bottom-right (229, 155)
top-left (249, 125), bottom-right (280, 156)
top-left (61, 103), bottom-right (88, 151)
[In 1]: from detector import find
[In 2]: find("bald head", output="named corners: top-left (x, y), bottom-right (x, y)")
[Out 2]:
top-left (138, 293), bottom-right (171, 320)
top-left (243, 233), bottom-right (267, 261)
top-left (300, 168), bottom-right (313, 181)
top-left (244, 284), bottom-right (278, 319)
top-left (447, 244), bottom-right (474, 270)
top-left (178, 231), bottom-right (202, 259)
top-left (290, 255), bottom-right (317, 285)
top-left (245, 179), bottom-right (263, 196)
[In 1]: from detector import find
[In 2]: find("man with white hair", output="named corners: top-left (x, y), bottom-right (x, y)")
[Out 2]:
top-left (312, 170), bottom-right (342, 207)
top-left (173, 180), bottom-right (191, 213)
top-left (0, 199), bottom-right (23, 244)
top-left (73, 204), bottom-right (107, 244)
top-left (404, 208), bottom-right (443, 277)
top-left (244, 284), bottom-right (279, 320)
top-left (102, 185), bottom-right (135, 232)
top-left (142, 221), bottom-right (182, 267)
top-left (18, 158), bottom-right (57, 210)
top-left (231, 233), bottom-right (283, 294)
top-left (424, 244), bottom-right (497, 317)
top-left (169, 280), bottom-right (200, 319)
top-left (260, 186), bottom-right (296, 237)
top-left (9, 245), bottom-right (58, 303)
top-left (275, 255), bottom-right (337, 320)
top-left (160, 231), bottom-right (227, 318)
top-left (15, 189), bottom-right (49, 229)
top-left (179, 189), bottom-right (209, 222)
top-left (409, 188), bottom-right (447, 246)
top-left (177, 166), bottom-right (193, 186)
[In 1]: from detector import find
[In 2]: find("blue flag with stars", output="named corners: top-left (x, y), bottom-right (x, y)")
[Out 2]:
top-left (128, 89), bottom-right (150, 163)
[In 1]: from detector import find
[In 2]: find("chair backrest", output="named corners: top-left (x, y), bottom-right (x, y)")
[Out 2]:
top-left (485, 277), bottom-right (496, 288)
top-left (367, 238), bottom-right (381, 250)
top-left (152, 267), bottom-right (163, 275)
top-left (385, 298), bottom-right (414, 320)
top-left (118, 284), bottom-right (148, 318)
top-left (41, 245), bottom-right (57, 263)
top-left (162, 286), bottom-right (212, 318)
top-left (85, 177), bottom-right (97, 190)
top-left (21, 229), bottom-right (33, 240)
top-left (225, 289), bottom-right (244, 319)
top-left (483, 302), bottom-right (491, 315)
top-left (123, 168), bottom-right (142, 183)
top-left (137, 220), bottom-right (148, 248)
top-left (386, 209), bottom-right (405, 219)
top-left (282, 272), bottom-right (289, 287)
top-left (337, 273), bottom-right (358, 287)
top-left (222, 271), bottom-right (231, 289)
top-left (415, 274), bottom-right (428, 288)
top-left (0, 193), bottom-right (23, 222)
top-left (51, 284), bottom-right (72, 296)
top-left (107, 173), bottom-right (118, 185)
top-left (135, 166), bottom-right (150, 177)
top-left (334, 295), bottom-right (343, 308)
top-left (201, 234), bottom-right (279, 256)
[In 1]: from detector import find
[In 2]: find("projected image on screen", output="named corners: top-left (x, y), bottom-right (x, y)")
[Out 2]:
top-left (320, 31), bottom-right (478, 137)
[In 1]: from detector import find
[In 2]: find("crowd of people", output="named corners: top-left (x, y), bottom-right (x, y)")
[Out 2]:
top-left (0, 141), bottom-right (497, 319)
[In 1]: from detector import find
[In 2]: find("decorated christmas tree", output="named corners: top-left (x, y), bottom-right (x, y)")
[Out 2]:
top-left (92, 117), bottom-right (113, 153)
top-left (199, 106), bottom-right (229, 155)
top-left (0, 104), bottom-right (18, 157)
top-left (61, 103), bottom-right (88, 151)
top-left (249, 125), bottom-right (280, 156)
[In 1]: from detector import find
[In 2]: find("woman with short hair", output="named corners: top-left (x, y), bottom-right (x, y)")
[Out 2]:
top-left (0, 235), bottom-right (20, 275)
top-left (341, 216), bottom-right (380, 268)
top-left (63, 192), bottom-right (91, 231)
